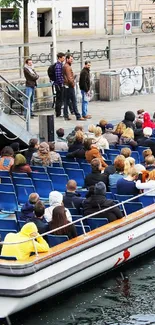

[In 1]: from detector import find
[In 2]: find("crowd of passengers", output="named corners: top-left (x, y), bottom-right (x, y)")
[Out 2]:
top-left (1, 109), bottom-right (155, 260)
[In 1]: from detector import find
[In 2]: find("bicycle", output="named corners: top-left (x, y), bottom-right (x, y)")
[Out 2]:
top-left (141, 17), bottom-right (155, 33)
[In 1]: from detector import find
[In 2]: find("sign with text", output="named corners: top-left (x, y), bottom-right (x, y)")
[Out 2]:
top-left (1, 9), bottom-right (19, 30)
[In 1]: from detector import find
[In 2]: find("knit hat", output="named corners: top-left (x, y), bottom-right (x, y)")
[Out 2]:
top-left (94, 182), bottom-right (106, 196)
top-left (14, 154), bottom-right (26, 166)
top-left (49, 191), bottom-right (63, 206)
top-left (39, 142), bottom-right (49, 154)
top-left (105, 123), bottom-right (114, 130)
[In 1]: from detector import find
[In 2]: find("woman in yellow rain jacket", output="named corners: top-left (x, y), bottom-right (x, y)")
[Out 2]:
top-left (1, 222), bottom-right (49, 261)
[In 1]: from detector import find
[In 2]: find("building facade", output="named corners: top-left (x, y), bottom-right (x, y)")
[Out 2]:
top-left (0, 0), bottom-right (155, 43)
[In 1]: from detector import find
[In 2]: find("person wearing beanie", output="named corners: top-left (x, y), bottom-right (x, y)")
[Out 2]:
top-left (44, 191), bottom-right (72, 223)
top-left (122, 111), bottom-right (135, 130)
top-left (83, 181), bottom-right (123, 223)
top-left (20, 193), bottom-right (40, 221)
top-left (10, 153), bottom-right (32, 175)
top-left (103, 123), bottom-right (119, 145)
top-left (31, 142), bottom-right (52, 166)
top-left (1, 222), bottom-right (49, 261)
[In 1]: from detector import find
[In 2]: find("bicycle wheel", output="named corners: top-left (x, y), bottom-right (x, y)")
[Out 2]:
top-left (141, 21), bottom-right (152, 33)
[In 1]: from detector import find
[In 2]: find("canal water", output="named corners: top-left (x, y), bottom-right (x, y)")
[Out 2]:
top-left (4, 252), bottom-right (155, 325)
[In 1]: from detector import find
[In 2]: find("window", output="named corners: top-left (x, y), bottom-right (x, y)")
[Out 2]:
top-left (72, 7), bottom-right (89, 29)
top-left (1, 9), bottom-right (19, 30)
top-left (124, 12), bottom-right (141, 27)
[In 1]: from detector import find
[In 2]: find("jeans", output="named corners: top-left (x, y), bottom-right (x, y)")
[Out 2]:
top-left (55, 85), bottom-right (64, 117)
top-left (81, 90), bottom-right (88, 117)
top-left (63, 87), bottom-right (81, 119)
top-left (24, 87), bottom-right (35, 117)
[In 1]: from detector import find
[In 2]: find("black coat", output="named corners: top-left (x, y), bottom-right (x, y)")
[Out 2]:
top-left (63, 192), bottom-right (84, 213)
top-left (79, 67), bottom-right (90, 93)
top-left (25, 148), bottom-right (38, 165)
top-left (122, 111), bottom-right (135, 130)
top-left (83, 195), bottom-right (123, 223)
top-left (84, 171), bottom-right (108, 189)
top-left (137, 137), bottom-right (155, 156)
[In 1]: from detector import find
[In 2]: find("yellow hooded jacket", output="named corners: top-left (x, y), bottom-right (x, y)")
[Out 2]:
top-left (1, 222), bottom-right (49, 261)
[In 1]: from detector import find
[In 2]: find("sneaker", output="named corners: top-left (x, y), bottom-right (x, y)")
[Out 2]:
top-left (65, 117), bottom-right (72, 121)
top-left (77, 117), bottom-right (86, 121)
top-left (84, 115), bottom-right (92, 119)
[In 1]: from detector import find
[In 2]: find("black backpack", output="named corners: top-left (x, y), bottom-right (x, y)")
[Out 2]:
top-left (47, 63), bottom-right (56, 82)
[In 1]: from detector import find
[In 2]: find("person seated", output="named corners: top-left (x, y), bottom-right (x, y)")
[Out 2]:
top-left (134, 120), bottom-right (143, 142)
top-left (136, 170), bottom-right (155, 195)
top-left (45, 191), bottom-right (72, 223)
top-left (120, 147), bottom-right (131, 158)
top-left (92, 126), bottom-right (109, 152)
top-left (84, 158), bottom-right (108, 189)
top-left (67, 130), bottom-right (85, 159)
top-left (49, 206), bottom-right (77, 239)
top-left (85, 124), bottom-right (96, 138)
top-left (142, 112), bottom-right (155, 129)
top-left (108, 155), bottom-right (125, 188)
top-left (138, 127), bottom-right (155, 156)
top-left (1, 222), bottom-right (49, 261)
top-left (10, 153), bottom-right (32, 175)
top-left (66, 125), bottom-right (84, 147)
top-left (83, 182), bottom-right (123, 223)
top-left (122, 111), bottom-right (135, 130)
top-left (54, 128), bottom-right (68, 151)
top-left (145, 155), bottom-right (155, 171)
top-left (124, 157), bottom-right (135, 176)
top-left (48, 142), bottom-right (62, 165)
top-left (114, 122), bottom-right (126, 138)
top-left (63, 180), bottom-right (84, 213)
top-left (31, 142), bottom-right (52, 166)
top-left (116, 167), bottom-right (140, 196)
top-left (28, 200), bottom-right (49, 235)
top-left (143, 148), bottom-right (152, 161)
top-left (84, 138), bottom-right (108, 171)
top-left (10, 142), bottom-right (20, 157)
top-left (135, 109), bottom-right (146, 123)
top-left (20, 193), bottom-right (40, 220)
top-left (102, 123), bottom-right (119, 145)
top-left (104, 155), bottom-right (125, 187)
top-left (119, 128), bottom-right (137, 149)
top-left (24, 138), bottom-right (39, 164)
top-left (0, 146), bottom-right (14, 171)
top-left (96, 119), bottom-right (108, 134)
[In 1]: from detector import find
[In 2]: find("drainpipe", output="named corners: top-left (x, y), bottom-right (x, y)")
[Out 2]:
top-left (112, 0), bottom-right (114, 35)
top-left (52, 0), bottom-right (57, 63)
top-left (104, 0), bottom-right (108, 34)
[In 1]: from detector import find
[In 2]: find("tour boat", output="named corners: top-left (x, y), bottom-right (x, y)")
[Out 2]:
top-left (0, 200), bottom-right (155, 319)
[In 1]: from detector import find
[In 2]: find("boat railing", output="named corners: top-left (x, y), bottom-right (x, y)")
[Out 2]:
top-left (0, 187), bottom-right (155, 257)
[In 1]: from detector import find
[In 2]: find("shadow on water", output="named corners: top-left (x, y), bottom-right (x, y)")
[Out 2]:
top-left (2, 251), bottom-right (155, 325)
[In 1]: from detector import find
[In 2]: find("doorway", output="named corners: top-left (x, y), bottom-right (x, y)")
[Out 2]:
top-left (37, 9), bottom-right (52, 37)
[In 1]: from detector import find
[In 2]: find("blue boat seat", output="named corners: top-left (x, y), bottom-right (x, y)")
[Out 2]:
top-left (47, 234), bottom-right (69, 247)
top-left (0, 229), bottom-right (17, 241)
top-left (75, 225), bottom-right (91, 235)
top-left (87, 218), bottom-right (108, 230)
top-left (0, 191), bottom-right (18, 213)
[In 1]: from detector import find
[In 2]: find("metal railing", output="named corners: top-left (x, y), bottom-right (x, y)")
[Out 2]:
top-left (0, 187), bottom-right (155, 257)
top-left (0, 75), bottom-right (30, 132)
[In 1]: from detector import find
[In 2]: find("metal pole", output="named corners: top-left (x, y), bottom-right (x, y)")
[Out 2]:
top-left (50, 43), bottom-right (53, 63)
top-left (104, 0), bottom-right (108, 34)
top-left (112, 0), bottom-right (114, 35)
top-left (108, 39), bottom-right (111, 69)
top-left (135, 37), bottom-right (139, 66)
top-left (18, 46), bottom-right (22, 78)
top-left (26, 95), bottom-right (30, 132)
top-left (52, 0), bottom-right (57, 63)
top-left (80, 41), bottom-right (84, 70)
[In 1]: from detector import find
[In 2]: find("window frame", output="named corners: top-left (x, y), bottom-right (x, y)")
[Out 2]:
top-left (72, 7), bottom-right (89, 29)
top-left (1, 8), bottom-right (19, 31)
top-left (124, 11), bottom-right (141, 28)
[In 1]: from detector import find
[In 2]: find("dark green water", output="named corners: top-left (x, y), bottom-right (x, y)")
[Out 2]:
top-left (4, 253), bottom-right (155, 325)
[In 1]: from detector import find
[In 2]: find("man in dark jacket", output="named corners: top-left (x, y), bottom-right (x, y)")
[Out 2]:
top-left (24, 138), bottom-right (39, 164)
top-left (79, 61), bottom-right (92, 119)
top-left (138, 127), bottom-right (155, 156)
top-left (83, 182), bottom-right (123, 223)
top-left (63, 180), bottom-right (84, 214)
top-left (84, 158), bottom-right (108, 189)
top-left (23, 58), bottom-right (39, 118)
top-left (29, 200), bottom-right (49, 236)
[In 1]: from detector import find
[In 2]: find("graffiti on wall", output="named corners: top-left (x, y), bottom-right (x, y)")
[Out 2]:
top-left (120, 66), bottom-right (155, 97)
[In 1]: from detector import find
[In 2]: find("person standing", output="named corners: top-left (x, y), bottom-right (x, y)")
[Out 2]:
top-left (54, 52), bottom-right (65, 117)
top-left (23, 58), bottom-right (39, 118)
top-left (79, 61), bottom-right (92, 119)
top-left (63, 55), bottom-right (85, 121)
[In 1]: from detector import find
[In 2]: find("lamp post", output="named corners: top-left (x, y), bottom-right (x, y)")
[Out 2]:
top-left (52, 0), bottom-right (57, 63)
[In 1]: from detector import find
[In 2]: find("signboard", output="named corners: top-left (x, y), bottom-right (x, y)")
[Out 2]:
top-left (124, 21), bottom-right (132, 34)
top-left (72, 7), bottom-right (89, 29)
top-left (1, 9), bottom-right (19, 30)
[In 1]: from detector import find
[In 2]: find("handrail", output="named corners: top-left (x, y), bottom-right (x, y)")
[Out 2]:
top-left (0, 74), bottom-right (30, 131)
top-left (0, 187), bottom-right (155, 251)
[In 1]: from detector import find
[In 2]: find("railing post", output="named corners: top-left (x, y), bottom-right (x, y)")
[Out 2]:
top-left (135, 37), bottom-right (139, 66)
top-left (26, 96), bottom-right (30, 132)
top-left (18, 46), bottom-right (22, 79)
top-left (108, 39), bottom-right (111, 69)
top-left (50, 43), bottom-right (53, 64)
top-left (80, 41), bottom-right (84, 70)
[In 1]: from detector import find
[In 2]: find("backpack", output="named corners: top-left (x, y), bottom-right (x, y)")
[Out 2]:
top-left (47, 63), bottom-right (56, 82)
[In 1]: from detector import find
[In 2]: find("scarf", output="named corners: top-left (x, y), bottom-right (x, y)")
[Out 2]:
top-left (24, 64), bottom-right (36, 75)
